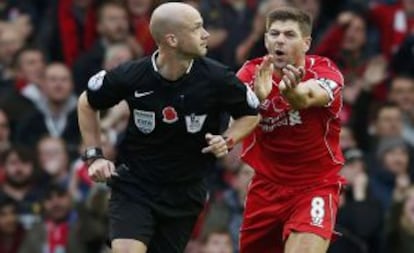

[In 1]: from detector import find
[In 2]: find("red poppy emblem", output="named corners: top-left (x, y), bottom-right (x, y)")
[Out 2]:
top-left (162, 106), bottom-right (178, 123)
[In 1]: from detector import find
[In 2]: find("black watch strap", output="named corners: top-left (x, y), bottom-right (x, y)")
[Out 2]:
top-left (82, 147), bottom-right (104, 162)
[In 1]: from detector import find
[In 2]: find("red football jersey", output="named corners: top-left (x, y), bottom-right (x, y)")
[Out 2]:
top-left (237, 55), bottom-right (345, 186)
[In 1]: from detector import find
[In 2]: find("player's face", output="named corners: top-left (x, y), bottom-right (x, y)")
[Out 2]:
top-left (265, 20), bottom-right (311, 69)
top-left (176, 11), bottom-right (210, 58)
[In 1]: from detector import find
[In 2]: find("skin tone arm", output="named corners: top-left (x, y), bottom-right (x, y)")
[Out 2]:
top-left (78, 92), bottom-right (117, 182)
top-left (254, 55), bottom-right (331, 110)
top-left (202, 115), bottom-right (260, 158)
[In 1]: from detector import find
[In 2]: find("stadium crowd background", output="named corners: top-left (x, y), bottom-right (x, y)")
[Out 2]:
top-left (0, 0), bottom-right (413, 252)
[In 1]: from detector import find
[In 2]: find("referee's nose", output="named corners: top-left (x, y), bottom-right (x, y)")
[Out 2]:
top-left (202, 27), bottom-right (210, 40)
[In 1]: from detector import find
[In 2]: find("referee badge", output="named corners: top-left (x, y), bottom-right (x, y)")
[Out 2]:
top-left (88, 70), bottom-right (106, 91)
top-left (185, 114), bottom-right (207, 133)
top-left (134, 109), bottom-right (155, 134)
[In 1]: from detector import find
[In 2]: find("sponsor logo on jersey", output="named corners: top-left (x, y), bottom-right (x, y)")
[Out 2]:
top-left (260, 110), bottom-right (302, 132)
top-left (134, 109), bottom-right (155, 134)
top-left (185, 114), bottom-right (207, 133)
top-left (87, 70), bottom-right (106, 91)
top-left (162, 106), bottom-right (178, 124)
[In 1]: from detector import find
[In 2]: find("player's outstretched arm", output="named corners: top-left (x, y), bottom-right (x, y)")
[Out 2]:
top-left (279, 64), bottom-right (331, 110)
top-left (78, 92), bottom-right (117, 182)
top-left (202, 115), bottom-right (260, 158)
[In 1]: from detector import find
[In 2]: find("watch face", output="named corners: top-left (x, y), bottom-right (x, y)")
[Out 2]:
top-left (86, 148), bottom-right (99, 159)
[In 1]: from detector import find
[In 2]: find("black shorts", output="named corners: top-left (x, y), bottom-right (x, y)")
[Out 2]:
top-left (108, 178), bottom-right (207, 253)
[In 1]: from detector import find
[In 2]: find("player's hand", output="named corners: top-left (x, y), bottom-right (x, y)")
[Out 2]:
top-left (88, 158), bottom-right (118, 182)
top-left (278, 64), bottom-right (305, 92)
top-left (254, 55), bottom-right (274, 102)
top-left (201, 133), bottom-right (229, 158)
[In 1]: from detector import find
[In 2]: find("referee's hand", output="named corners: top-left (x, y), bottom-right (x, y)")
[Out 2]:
top-left (202, 133), bottom-right (228, 158)
top-left (88, 158), bottom-right (118, 182)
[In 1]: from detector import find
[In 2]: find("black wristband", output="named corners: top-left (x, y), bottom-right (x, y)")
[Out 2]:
top-left (82, 147), bottom-right (104, 161)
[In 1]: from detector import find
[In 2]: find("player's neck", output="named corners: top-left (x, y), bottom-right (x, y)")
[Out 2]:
top-left (155, 51), bottom-right (193, 81)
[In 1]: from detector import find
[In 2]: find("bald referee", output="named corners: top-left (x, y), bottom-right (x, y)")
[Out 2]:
top-left (78, 2), bottom-right (264, 253)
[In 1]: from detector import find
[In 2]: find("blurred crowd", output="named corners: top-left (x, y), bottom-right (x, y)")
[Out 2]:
top-left (0, 0), bottom-right (413, 253)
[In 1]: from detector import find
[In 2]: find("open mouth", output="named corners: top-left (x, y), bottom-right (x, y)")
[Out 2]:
top-left (275, 49), bottom-right (285, 56)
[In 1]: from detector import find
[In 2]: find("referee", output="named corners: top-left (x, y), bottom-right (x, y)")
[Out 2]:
top-left (77, 2), bottom-right (262, 253)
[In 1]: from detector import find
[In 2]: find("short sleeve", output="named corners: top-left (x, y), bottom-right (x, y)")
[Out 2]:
top-left (86, 65), bottom-right (130, 110)
top-left (236, 62), bottom-right (255, 87)
top-left (312, 57), bottom-right (344, 113)
top-left (217, 69), bottom-right (259, 119)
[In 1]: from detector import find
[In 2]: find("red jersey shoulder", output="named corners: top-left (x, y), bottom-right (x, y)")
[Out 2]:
top-left (237, 57), bottom-right (265, 84)
top-left (306, 55), bottom-right (344, 86)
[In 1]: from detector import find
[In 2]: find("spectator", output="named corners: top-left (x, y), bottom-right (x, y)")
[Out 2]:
top-left (72, 0), bottom-right (131, 95)
top-left (0, 47), bottom-right (46, 131)
top-left (388, 74), bottom-right (414, 146)
top-left (0, 25), bottom-right (25, 89)
top-left (0, 146), bottom-right (42, 230)
top-left (42, 0), bottom-right (97, 66)
top-left (16, 63), bottom-right (80, 156)
top-left (330, 148), bottom-right (383, 253)
top-left (201, 227), bottom-right (233, 253)
top-left (314, 11), bottom-right (388, 123)
top-left (201, 0), bottom-right (258, 69)
top-left (0, 194), bottom-right (25, 253)
top-left (127, 0), bottom-right (158, 56)
top-left (352, 101), bottom-right (404, 153)
top-left (368, 0), bottom-right (414, 58)
top-left (234, 0), bottom-right (290, 66)
top-left (18, 184), bottom-right (86, 253)
top-left (202, 164), bottom-right (254, 252)
top-left (384, 184), bottom-right (414, 253)
top-left (37, 136), bottom-right (71, 188)
top-left (340, 125), bottom-right (358, 151)
top-left (76, 184), bottom-right (111, 253)
top-left (370, 137), bottom-right (412, 211)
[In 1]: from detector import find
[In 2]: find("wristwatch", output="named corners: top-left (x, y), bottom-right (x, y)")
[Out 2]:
top-left (82, 147), bottom-right (104, 165)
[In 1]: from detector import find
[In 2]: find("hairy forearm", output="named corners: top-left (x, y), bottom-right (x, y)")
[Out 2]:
top-left (77, 92), bottom-right (101, 147)
top-left (283, 80), bottom-right (329, 110)
top-left (223, 115), bottom-right (260, 143)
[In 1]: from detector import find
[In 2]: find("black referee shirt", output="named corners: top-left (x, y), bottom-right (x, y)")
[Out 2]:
top-left (86, 52), bottom-right (258, 186)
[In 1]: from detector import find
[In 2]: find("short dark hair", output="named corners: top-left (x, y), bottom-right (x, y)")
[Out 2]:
top-left (374, 102), bottom-right (401, 121)
top-left (1, 146), bottom-right (35, 165)
top-left (266, 7), bottom-right (312, 37)
top-left (12, 45), bottom-right (44, 70)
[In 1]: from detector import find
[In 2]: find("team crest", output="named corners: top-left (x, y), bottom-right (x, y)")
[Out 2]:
top-left (162, 106), bottom-right (178, 123)
top-left (185, 114), bottom-right (207, 133)
top-left (134, 109), bottom-right (155, 134)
